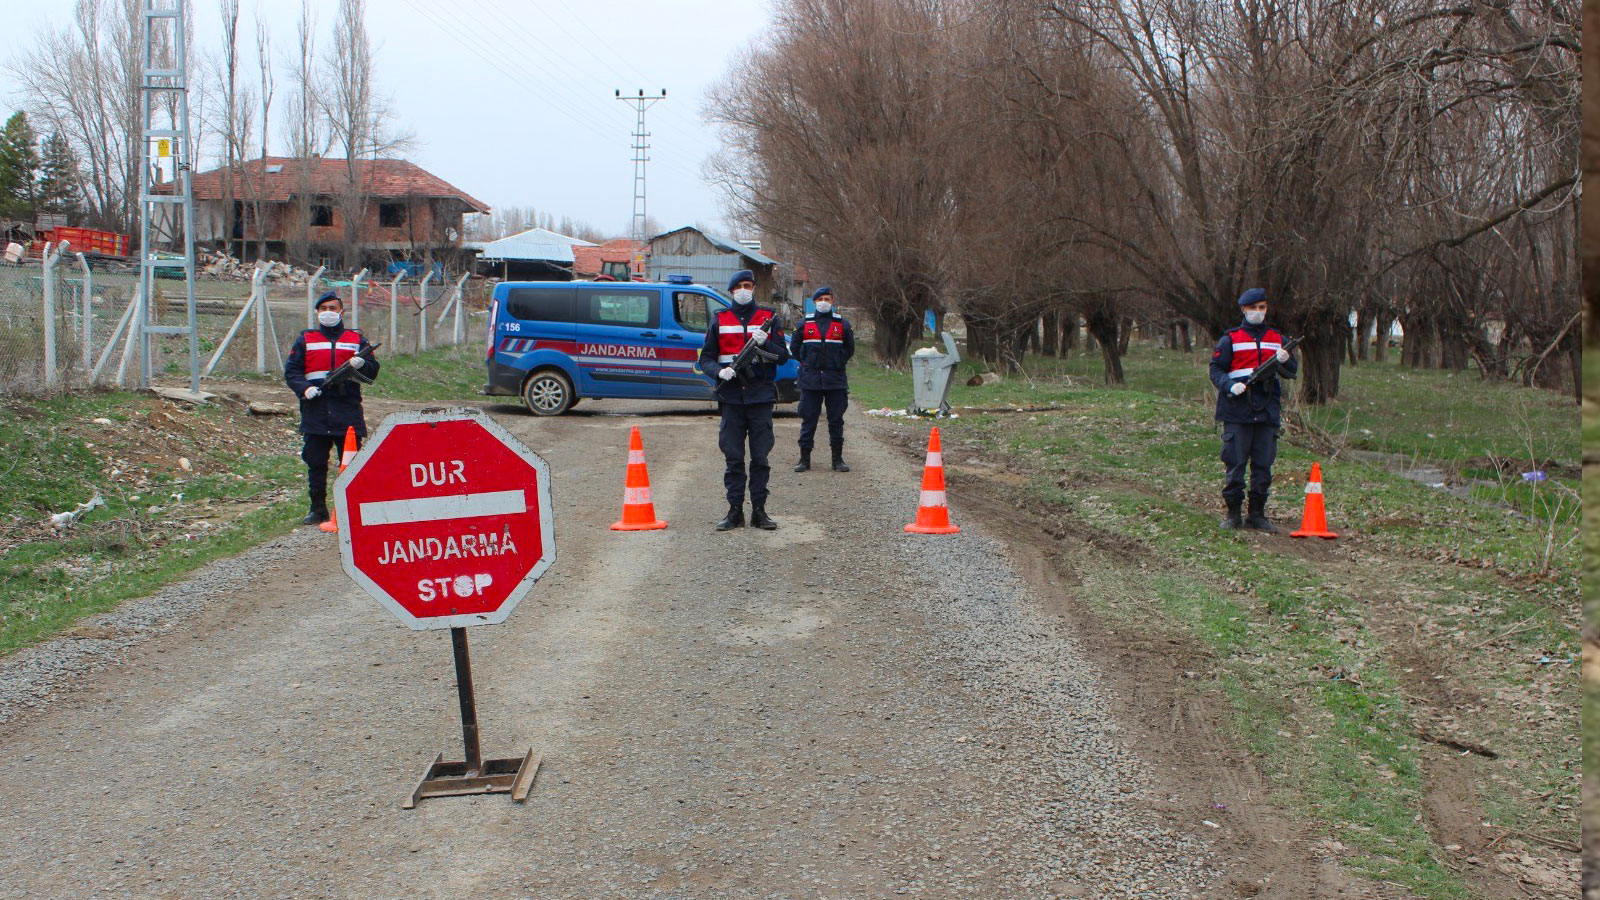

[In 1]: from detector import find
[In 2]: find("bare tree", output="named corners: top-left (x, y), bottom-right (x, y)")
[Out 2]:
top-left (284, 0), bottom-right (322, 263)
top-left (321, 0), bottom-right (411, 269)
top-left (253, 11), bottom-right (275, 261)
top-left (4, 0), bottom-right (143, 233)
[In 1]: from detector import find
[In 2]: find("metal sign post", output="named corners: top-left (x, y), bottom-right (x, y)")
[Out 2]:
top-left (335, 407), bottom-right (555, 807)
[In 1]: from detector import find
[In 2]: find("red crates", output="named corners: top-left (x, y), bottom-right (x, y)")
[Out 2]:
top-left (42, 227), bottom-right (130, 257)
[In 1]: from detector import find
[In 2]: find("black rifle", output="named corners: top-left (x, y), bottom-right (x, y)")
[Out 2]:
top-left (322, 341), bottom-right (382, 389)
top-left (1243, 334), bottom-right (1301, 390)
top-left (728, 319), bottom-right (780, 386)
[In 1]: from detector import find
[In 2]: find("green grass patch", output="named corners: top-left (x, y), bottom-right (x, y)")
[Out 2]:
top-left (852, 340), bottom-right (1579, 898)
top-left (368, 343), bottom-right (488, 403)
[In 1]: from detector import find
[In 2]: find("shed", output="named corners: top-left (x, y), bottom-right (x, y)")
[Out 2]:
top-left (475, 227), bottom-right (595, 281)
top-left (646, 226), bottom-right (778, 299)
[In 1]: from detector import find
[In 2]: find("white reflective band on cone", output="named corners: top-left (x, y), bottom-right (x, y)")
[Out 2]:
top-left (628, 450), bottom-right (646, 465)
top-left (919, 490), bottom-right (948, 508)
top-left (925, 452), bottom-right (943, 468)
top-left (1305, 482), bottom-right (1323, 494)
top-left (624, 486), bottom-right (653, 506)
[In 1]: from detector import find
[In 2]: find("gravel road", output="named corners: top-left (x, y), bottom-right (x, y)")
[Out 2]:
top-left (0, 400), bottom-right (1222, 899)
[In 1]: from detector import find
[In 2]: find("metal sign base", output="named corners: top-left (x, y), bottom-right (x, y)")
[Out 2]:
top-left (402, 626), bottom-right (540, 809)
top-left (404, 748), bottom-right (540, 809)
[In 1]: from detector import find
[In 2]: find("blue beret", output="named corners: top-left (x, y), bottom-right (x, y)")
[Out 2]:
top-left (314, 290), bottom-right (342, 308)
top-left (1238, 288), bottom-right (1267, 306)
top-left (810, 285), bottom-right (834, 303)
top-left (728, 269), bottom-right (755, 291)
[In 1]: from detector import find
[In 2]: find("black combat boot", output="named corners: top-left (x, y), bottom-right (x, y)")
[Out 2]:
top-left (715, 505), bottom-right (745, 531)
top-left (1244, 494), bottom-right (1277, 533)
top-left (1219, 498), bottom-right (1243, 530)
top-left (304, 489), bottom-right (329, 525)
top-left (794, 450), bottom-right (811, 473)
top-left (750, 504), bottom-right (777, 530)
top-left (830, 450), bottom-right (850, 472)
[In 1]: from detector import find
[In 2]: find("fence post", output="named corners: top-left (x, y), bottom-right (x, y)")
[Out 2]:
top-left (77, 252), bottom-right (92, 375)
top-left (41, 240), bottom-right (68, 389)
top-left (256, 265), bottom-right (268, 375)
top-left (452, 273), bottom-right (469, 344)
top-left (350, 268), bottom-right (369, 330)
top-left (306, 266), bottom-right (327, 329)
top-left (205, 262), bottom-right (273, 377)
top-left (418, 269), bottom-right (434, 353)
top-left (389, 273), bottom-right (402, 352)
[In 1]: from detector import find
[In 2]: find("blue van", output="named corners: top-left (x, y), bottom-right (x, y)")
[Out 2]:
top-left (483, 277), bottom-right (802, 415)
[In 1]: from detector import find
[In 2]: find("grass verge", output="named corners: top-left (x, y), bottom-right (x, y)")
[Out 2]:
top-left (852, 340), bottom-right (1579, 898)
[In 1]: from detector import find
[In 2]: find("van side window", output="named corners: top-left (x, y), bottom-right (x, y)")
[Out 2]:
top-left (674, 292), bottom-right (710, 333)
top-left (579, 290), bottom-right (659, 328)
top-left (507, 287), bottom-right (573, 322)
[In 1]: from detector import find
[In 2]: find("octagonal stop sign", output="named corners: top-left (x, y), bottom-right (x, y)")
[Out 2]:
top-left (334, 408), bottom-right (555, 629)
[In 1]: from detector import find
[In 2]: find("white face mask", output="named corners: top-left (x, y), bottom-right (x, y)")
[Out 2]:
top-left (1243, 310), bottom-right (1266, 326)
top-left (317, 309), bottom-right (343, 328)
top-left (814, 301), bottom-right (833, 315)
top-left (732, 288), bottom-right (754, 305)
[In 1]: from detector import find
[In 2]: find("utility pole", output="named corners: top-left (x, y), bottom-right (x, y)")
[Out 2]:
top-left (614, 89), bottom-right (665, 278)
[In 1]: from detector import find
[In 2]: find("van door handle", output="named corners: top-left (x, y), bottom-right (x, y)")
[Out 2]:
top-left (640, 331), bottom-right (657, 338)
top-left (666, 334), bottom-right (683, 340)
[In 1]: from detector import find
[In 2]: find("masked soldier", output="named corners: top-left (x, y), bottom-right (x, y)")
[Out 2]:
top-left (698, 269), bottom-right (790, 531)
top-left (284, 290), bottom-right (379, 525)
top-left (1209, 287), bottom-right (1296, 532)
top-left (790, 286), bottom-right (855, 472)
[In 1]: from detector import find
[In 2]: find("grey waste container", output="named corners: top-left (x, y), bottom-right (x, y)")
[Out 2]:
top-left (909, 332), bottom-right (961, 415)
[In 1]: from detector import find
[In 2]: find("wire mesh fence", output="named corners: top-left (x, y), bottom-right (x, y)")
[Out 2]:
top-left (0, 260), bottom-right (487, 395)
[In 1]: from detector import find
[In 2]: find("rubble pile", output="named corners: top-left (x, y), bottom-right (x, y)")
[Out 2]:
top-left (199, 251), bottom-right (318, 286)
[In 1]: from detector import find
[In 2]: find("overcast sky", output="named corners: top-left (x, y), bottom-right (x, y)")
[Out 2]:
top-left (0, 0), bottom-right (772, 238)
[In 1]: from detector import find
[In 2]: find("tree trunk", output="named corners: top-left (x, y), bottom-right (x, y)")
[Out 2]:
top-left (872, 306), bottom-right (920, 366)
top-left (1297, 315), bottom-right (1347, 405)
top-left (1086, 307), bottom-right (1124, 385)
top-left (1374, 315), bottom-right (1394, 362)
top-left (1116, 316), bottom-right (1133, 356)
top-left (1179, 319), bottom-right (1192, 353)
top-left (963, 313), bottom-right (997, 366)
top-left (1062, 313), bottom-right (1078, 353)
top-left (1041, 310), bottom-right (1059, 356)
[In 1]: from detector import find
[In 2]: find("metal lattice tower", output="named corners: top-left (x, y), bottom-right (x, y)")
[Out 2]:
top-left (615, 89), bottom-right (665, 276)
top-left (136, 0), bottom-right (199, 392)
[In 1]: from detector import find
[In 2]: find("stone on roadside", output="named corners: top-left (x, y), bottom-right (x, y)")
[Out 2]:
top-left (247, 401), bottom-right (290, 416)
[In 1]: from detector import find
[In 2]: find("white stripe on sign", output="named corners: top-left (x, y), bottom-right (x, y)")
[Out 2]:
top-left (1305, 482), bottom-right (1323, 494)
top-left (359, 490), bottom-right (526, 526)
top-left (919, 490), bottom-right (948, 508)
top-left (624, 486), bottom-right (653, 505)
top-left (925, 452), bottom-right (943, 468)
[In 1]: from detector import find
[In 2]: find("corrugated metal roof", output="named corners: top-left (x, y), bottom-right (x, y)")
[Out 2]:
top-left (476, 227), bottom-right (596, 263)
top-left (650, 225), bottom-right (778, 266)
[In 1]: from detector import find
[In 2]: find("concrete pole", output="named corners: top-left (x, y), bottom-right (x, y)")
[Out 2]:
top-left (350, 268), bottom-right (369, 330)
top-left (77, 253), bottom-right (92, 374)
top-left (389, 274), bottom-right (403, 353)
top-left (41, 240), bottom-right (68, 388)
top-left (418, 270), bottom-right (434, 353)
top-left (306, 266), bottom-right (328, 329)
top-left (452, 273), bottom-right (469, 344)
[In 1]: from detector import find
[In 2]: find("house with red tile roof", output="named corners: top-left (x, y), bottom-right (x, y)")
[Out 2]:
top-left (171, 157), bottom-right (489, 269)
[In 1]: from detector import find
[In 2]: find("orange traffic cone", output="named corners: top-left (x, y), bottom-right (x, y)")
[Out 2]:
top-left (320, 427), bottom-right (359, 533)
top-left (610, 426), bottom-right (667, 531)
top-left (1290, 462), bottom-right (1338, 539)
top-left (905, 427), bottom-right (960, 534)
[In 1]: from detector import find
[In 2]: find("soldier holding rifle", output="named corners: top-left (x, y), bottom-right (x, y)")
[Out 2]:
top-left (698, 270), bottom-right (791, 532)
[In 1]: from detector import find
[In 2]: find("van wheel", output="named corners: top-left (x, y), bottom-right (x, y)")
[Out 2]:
top-left (522, 370), bottom-right (574, 416)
